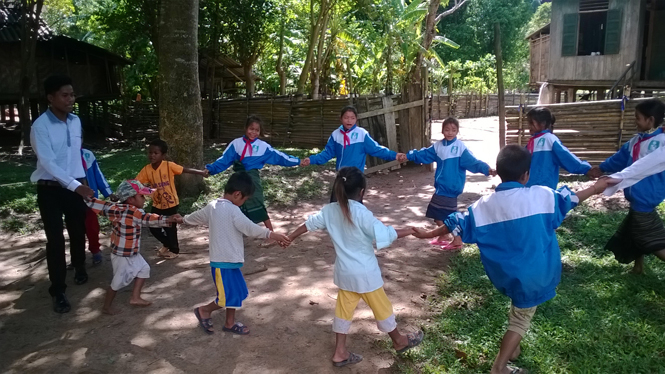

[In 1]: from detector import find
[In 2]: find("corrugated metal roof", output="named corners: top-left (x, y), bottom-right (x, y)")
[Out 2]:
top-left (0, 1), bottom-right (54, 43)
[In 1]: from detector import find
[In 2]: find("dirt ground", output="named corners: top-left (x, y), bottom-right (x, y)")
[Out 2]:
top-left (0, 117), bottom-right (541, 373)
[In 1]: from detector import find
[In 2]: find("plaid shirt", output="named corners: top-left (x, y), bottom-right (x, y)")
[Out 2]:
top-left (86, 197), bottom-right (169, 257)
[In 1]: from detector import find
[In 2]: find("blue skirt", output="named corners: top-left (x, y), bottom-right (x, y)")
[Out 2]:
top-left (210, 267), bottom-right (248, 308)
top-left (425, 194), bottom-right (458, 221)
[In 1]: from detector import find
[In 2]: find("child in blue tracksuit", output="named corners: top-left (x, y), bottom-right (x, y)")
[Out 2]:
top-left (588, 99), bottom-right (665, 273)
top-left (414, 145), bottom-right (610, 374)
top-left (302, 106), bottom-right (406, 202)
top-left (407, 117), bottom-right (495, 250)
top-left (206, 115), bottom-right (300, 239)
top-left (525, 107), bottom-right (592, 189)
top-left (80, 148), bottom-right (114, 266)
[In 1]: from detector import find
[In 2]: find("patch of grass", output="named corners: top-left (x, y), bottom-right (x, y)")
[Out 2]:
top-left (0, 146), bottom-right (333, 233)
top-left (406, 205), bottom-right (665, 373)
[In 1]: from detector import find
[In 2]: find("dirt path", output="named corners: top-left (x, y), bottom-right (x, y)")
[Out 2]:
top-left (0, 118), bottom-right (501, 374)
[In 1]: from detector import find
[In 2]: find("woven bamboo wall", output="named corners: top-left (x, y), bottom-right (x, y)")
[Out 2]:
top-left (506, 98), bottom-right (648, 165)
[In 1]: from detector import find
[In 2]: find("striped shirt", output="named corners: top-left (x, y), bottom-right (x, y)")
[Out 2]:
top-left (86, 197), bottom-right (170, 257)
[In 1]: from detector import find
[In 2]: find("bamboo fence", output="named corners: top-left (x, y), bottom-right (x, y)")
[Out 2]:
top-left (506, 98), bottom-right (649, 165)
top-left (430, 93), bottom-right (539, 120)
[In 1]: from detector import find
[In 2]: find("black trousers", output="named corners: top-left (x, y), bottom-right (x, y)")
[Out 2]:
top-left (150, 205), bottom-right (180, 254)
top-left (37, 185), bottom-right (87, 296)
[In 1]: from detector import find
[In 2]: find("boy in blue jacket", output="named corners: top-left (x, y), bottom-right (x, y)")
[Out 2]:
top-left (414, 145), bottom-right (610, 374)
top-left (301, 106), bottom-right (406, 202)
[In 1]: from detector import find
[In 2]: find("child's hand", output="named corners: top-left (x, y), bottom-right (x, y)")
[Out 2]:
top-left (592, 176), bottom-right (620, 194)
top-left (587, 166), bottom-right (603, 179)
top-left (300, 158), bottom-right (311, 167)
top-left (109, 194), bottom-right (119, 202)
top-left (203, 169), bottom-right (210, 178)
top-left (396, 153), bottom-right (408, 163)
top-left (167, 214), bottom-right (184, 224)
top-left (412, 227), bottom-right (432, 239)
top-left (270, 232), bottom-right (291, 247)
top-left (489, 168), bottom-right (497, 177)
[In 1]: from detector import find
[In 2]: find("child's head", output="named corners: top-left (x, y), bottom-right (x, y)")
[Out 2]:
top-left (496, 145), bottom-right (531, 184)
top-left (245, 115), bottom-right (263, 140)
top-left (224, 171), bottom-right (255, 206)
top-left (44, 75), bottom-right (75, 114)
top-left (526, 107), bottom-right (555, 135)
top-left (340, 106), bottom-right (358, 130)
top-left (634, 99), bottom-right (665, 132)
top-left (333, 167), bottom-right (367, 223)
top-left (148, 139), bottom-right (168, 165)
top-left (442, 117), bottom-right (459, 141)
top-left (116, 180), bottom-right (154, 208)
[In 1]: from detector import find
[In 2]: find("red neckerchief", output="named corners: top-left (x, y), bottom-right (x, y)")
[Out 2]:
top-left (632, 128), bottom-right (663, 162)
top-left (527, 131), bottom-right (548, 154)
top-left (240, 136), bottom-right (255, 161)
top-left (340, 126), bottom-right (355, 148)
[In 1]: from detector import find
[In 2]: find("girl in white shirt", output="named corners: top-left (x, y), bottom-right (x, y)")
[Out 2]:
top-left (287, 167), bottom-right (423, 367)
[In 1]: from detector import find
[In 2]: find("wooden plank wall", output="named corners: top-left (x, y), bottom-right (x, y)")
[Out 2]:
top-left (430, 93), bottom-right (539, 120)
top-left (505, 98), bottom-right (649, 165)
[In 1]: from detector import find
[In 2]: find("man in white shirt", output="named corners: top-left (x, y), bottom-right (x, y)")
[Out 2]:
top-left (31, 75), bottom-right (94, 313)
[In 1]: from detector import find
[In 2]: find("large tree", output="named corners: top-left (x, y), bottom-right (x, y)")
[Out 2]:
top-left (157, 0), bottom-right (204, 196)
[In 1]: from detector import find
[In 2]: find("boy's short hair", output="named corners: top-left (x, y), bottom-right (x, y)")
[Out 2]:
top-left (442, 117), bottom-right (459, 130)
top-left (635, 98), bottom-right (665, 126)
top-left (496, 145), bottom-right (531, 182)
top-left (44, 75), bottom-right (72, 97)
top-left (225, 172), bottom-right (255, 197)
top-left (149, 139), bottom-right (168, 154)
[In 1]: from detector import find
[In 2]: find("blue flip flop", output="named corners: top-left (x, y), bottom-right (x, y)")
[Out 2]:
top-left (194, 308), bottom-right (214, 334)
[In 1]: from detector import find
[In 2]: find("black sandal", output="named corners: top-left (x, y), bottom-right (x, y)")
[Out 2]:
top-left (332, 352), bottom-right (363, 367)
top-left (396, 330), bottom-right (424, 353)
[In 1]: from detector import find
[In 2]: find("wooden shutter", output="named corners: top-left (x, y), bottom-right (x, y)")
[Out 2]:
top-left (562, 13), bottom-right (579, 56)
top-left (605, 9), bottom-right (623, 55)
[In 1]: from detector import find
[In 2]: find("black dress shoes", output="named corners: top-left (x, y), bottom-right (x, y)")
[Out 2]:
top-left (74, 270), bottom-right (88, 285)
top-left (52, 293), bottom-right (71, 313)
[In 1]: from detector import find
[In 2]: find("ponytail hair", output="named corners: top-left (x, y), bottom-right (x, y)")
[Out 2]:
top-left (526, 107), bottom-right (556, 133)
top-left (333, 167), bottom-right (366, 224)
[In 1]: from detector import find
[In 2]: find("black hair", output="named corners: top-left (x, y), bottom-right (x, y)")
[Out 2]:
top-left (340, 106), bottom-right (358, 118)
top-left (245, 115), bottom-right (263, 133)
top-left (442, 117), bottom-right (460, 130)
top-left (149, 139), bottom-right (168, 154)
top-left (224, 171), bottom-right (255, 197)
top-left (496, 145), bottom-right (531, 182)
top-left (44, 75), bottom-right (72, 97)
top-left (635, 99), bottom-right (665, 127)
top-left (333, 167), bottom-right (366, 224)
top-left (526, 107), bottom-right (556, 133)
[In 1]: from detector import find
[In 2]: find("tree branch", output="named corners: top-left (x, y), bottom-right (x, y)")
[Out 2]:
top-left (434, 0), bottom-right (470, 23)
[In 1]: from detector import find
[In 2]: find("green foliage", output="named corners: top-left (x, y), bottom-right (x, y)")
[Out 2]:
top-left (525, 2), bottom-right (551, 37)
top-left (404, 206), bottom-right (665, 373)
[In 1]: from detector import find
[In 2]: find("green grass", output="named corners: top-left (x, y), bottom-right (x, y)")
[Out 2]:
top-left (0, 146), bottom-right (333, 233)
top-left (404, 205), bottom-right (665, 374)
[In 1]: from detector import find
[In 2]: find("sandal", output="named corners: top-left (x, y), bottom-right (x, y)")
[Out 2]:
top-left (92, 253), bottom-right (103, 266)
top-left (439, 242), bottom-right (463, 251)
top-left (194, 308), bottom-right (214, 334)
top-left (396, 330), bottom-right (424, 353)
top-left (222, 322), bottom-right (250, 335)
top-left (160, 251), bottom-right (179, 260)
top-left (429, 239), bottom-right (450, 246)
top-left (332, 352), bottom-right (363, 367)
top-left (157, 246), bottom-right (169, 254)
top-left (508, 366), bottom-right (527, 374)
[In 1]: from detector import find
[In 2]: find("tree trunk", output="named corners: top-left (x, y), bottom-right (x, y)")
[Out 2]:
top-left (385, 40), bottom-right (393, 95)
top-left (243, 63), bottom-right (255, 98)
top-left (296, 0), bottom-right (330, 95)
top-left (18, 0), bottom-right (44, 154)
top-left (276, 10), bottom-right (286, 96)
top-left (158, 0), bottom-right (204, 197)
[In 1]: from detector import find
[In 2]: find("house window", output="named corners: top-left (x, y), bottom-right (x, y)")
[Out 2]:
top-left (579, 0), bottom-right (609, 12)
top-left (561, 8), bottom-right (622, 57)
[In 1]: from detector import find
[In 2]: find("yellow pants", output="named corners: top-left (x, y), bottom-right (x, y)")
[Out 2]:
top-left (333, 287), bottom-right (396, 334)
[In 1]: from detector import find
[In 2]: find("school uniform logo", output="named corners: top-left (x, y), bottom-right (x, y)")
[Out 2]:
top-left (451, 146), bottom-right (459, 155)
top-left (648, 140), bottom-right (660, 152)
top-left (351, 132), bottom-right (359, 140)
top-left (252, 145), bottom-right (259, 153)
top-left (537, 138), bottom-right (546, 147)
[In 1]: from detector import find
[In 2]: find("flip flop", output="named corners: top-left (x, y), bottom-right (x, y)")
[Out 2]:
top-left (222, 322), bottom-right (250, 335)
top-left (396, 330), bottom-right (424, 353)
top-left (332, 352), bottom-right (363, 367)
top-left (194, 307), bottom-right (214, 334)
top-left (440, 242), bottom-right (463, 251)
top-left (429, 239), bottom-right (450, 246)
top-left (508, 366), bottom-right (528, 374)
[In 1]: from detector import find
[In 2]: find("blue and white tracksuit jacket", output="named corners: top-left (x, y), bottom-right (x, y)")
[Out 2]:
top-left (407, 138), bottom-right (490, 198)
top-left (81, 148), bottom-right (112, 198)
top-left (308, 125), bottom-right (397, 171)
top-left (444, 182), bottom-right (579, 308)
top-left (600, 128), bottom-right (665, 212)
top-left (205, 137), bottom-right (300, 175)
top-left (526, 130), bottom-right (591, 189)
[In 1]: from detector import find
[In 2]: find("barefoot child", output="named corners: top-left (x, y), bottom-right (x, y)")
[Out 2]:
top-left (525, 107), bottom-right (592, 188)
top-left (135, 139), bottom-right (208, 259)
top-left (286, 167), bottom-right (423, 367)
top-left (205, 116), bottom-right (300, 244)
top-left (588, 98), bottom-right (665, 273)
top-left (85, 180), bottom-right (182, 314)
top-left (183, 172), bottom-right (290, 335)
top-left (413, 145), bottom-right (611, 374)
top-left (406, 117), bottom-right (495, 250)
top-left (301, 106), bottom-right (407, 202)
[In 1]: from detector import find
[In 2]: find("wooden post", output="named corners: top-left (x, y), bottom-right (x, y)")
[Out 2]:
top-left (495, 23), bottom-right (506, 147)
top-left (382, 96), bottom-right (397, 151)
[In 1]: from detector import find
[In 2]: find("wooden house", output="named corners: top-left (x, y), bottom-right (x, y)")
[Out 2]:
top-left (532, 0), bottom-right (665, 102)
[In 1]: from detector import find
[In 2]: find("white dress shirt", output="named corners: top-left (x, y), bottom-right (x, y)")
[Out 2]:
top-left (30, 109), bottom-right (86, 191)
top-left (305, 200), bottom-right (398, 293)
